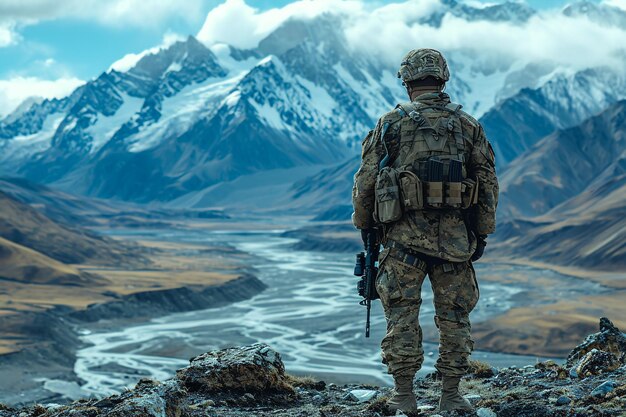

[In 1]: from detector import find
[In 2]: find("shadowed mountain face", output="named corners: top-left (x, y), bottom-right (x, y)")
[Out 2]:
top-left (494, 100), bottom-right (626, 269)
top-left (287, 157), bottom-right (360, 216)
top-left (499, 99), bottom-right (626, 219)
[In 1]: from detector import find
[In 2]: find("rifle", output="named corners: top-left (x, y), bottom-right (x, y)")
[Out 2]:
top-left (354, 228), bottom-right (380, 337)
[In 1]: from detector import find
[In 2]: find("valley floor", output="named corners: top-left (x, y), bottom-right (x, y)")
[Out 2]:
top-left (0, 221), bottom-right (268, 406)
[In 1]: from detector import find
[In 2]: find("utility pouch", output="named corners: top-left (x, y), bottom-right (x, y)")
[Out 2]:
top-left (425, 158), bottom-right (444, 208)
top-left (426, 182), bottom-right (443, 207)
top-left (461, 178), bottom-right (479, 209)
top-left (446, 182), bottom-right (462, 208)
top-left (374, 167), bottom-right (403, 224)
top-left (446, 158), bottom-right (463, 208)
top-left (398, 171), bottom-right (423, 211)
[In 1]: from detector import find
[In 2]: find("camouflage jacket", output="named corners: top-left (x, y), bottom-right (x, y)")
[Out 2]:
top-left (352, 92), bottom-right (499, 262)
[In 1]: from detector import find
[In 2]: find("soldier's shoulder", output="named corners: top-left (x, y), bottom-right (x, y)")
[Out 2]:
top-left (379, 104), bottom-right (410, 124)
top-left (455, 107), bottom-right (480, 128)
top-left (453, 106), bottom-right (484, 138)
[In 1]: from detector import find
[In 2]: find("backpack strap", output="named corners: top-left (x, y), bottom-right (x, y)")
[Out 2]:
top-left (446, 102), bottom-right (463, 113)
top-left (445, 102), bottom-right (465, 153)
top-left (395, 102), bottom-right (416, 116)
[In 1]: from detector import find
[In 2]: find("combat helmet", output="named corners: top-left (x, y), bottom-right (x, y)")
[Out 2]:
top-left (397, 48), bottom-right (450, 83)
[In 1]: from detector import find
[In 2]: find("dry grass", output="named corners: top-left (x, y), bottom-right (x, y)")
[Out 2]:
top-left (467, 359), bottom-right (495, 378)
top-left (485, 257), bottom-right (626, 289)
top-left (0, 237), bottom-right (88, 285)
top-left (285, 374), bottom-right (326, 390)
top-left (285, 374), bottom-right (317, 386)
top-left (473, 291), bottom-right (626, 357)
top-left (0, 234), bottom-right (246, 355)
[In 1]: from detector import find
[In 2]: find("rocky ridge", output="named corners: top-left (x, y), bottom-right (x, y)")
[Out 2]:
top-left (3, 317), bottom-right (624, 417)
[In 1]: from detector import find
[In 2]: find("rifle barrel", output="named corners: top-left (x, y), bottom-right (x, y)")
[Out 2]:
top-left (366, 299), bottom-right (371, 338)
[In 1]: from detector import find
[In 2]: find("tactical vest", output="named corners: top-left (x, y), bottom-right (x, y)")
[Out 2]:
top-left (374, 101), bottom-right (479, 224)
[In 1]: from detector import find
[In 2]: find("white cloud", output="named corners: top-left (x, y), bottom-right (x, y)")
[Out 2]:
top-left (603, 0), bottom-right (626, 10)
top-left (346, 8), bottom-right (626, 73)
top-left (0, 0), bottom-right (204, 27)
top-left (0, 0), bottom-right (203, 47)
top-left (109, 31), bottom-right (185, 72)
top-left (196, 0), bottom-right (367, 49)
top-left (0, 76), bottom-right (84, 118)
top-left (196, 0), bottom-right (626, 76)
top-left (0, 22), bottom-right (19, 47)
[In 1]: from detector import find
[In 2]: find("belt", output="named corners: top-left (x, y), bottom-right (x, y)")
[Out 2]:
top-left (385, 240), bottom-right (428, 271)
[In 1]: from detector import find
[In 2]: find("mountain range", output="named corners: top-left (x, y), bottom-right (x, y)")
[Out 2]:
top-left (1, 0), bottom-right (625, 270)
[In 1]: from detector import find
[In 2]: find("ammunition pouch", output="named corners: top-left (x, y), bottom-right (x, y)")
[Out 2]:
top-left (374, 167), bottom-right (403, 224)
top-left (445, 181), bottom-right (462, 208)
top-left (395, 171), bottom-right (478, 211)
top-left (426, 181), bottom-right (443, 207)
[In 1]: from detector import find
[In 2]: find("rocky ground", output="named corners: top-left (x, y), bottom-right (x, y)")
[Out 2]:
top-left (2, 317), bottom-right (624, 417)
top-left (0, 273), bottom-right (266, 406)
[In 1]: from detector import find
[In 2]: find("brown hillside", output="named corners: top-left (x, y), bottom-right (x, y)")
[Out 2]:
top-left (0, 190), bottom-right (145, 266)
top-left (0, 237), bottom-right (103, 286)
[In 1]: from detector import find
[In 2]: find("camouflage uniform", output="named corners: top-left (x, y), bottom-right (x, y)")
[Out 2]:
top-left (352, 72), bottom-right (498, 379)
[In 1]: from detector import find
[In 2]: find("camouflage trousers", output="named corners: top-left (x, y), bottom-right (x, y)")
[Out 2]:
top-left (375, 249), bottom-right (479, 378)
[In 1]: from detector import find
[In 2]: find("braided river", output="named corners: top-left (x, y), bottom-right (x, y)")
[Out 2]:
top-left (43, 225), bottom-right (605, 398)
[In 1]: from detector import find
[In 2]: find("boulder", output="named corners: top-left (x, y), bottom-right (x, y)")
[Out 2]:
top-left (44, 379), bottom-right (185, 417)
top-left (109, 379), bottom-right (185, 417)
top-left (175, 343), bottom-right (295, 399)
top-left (566, 317), bottom-right (626, 368)
top-left (575, 348), bottom-right (620, 377)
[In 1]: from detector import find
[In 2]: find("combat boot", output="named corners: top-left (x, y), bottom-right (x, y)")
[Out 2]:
top-left (439, 376), bottom-right (473, 412)
top-left (387, 374), bottom-right (417, 413)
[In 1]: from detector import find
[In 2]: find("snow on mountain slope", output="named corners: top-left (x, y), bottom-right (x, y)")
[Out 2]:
top-left (563, 0), bottom-right (626, 28)
top-left (127, 74), bottom-right (240, 153)
top-left (0, 113), bottom-right (65, 170)
top-left (85, 93), bottom-right (144, 154)
top-left (482, 68), bottom-right (626, 167)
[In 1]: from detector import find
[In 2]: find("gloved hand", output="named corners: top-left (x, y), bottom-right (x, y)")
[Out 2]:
top-left (471, 235), bottom-right (487, 262)
top-left (361, 229), bottom-right (370, 246)
top-left (360, 228), bottom-right (379, 247)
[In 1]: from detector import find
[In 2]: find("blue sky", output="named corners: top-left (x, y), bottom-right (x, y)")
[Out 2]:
top-left (0, 0), bottom-right (606, 116)
top-left (0, 0), bottom-right (583, 80)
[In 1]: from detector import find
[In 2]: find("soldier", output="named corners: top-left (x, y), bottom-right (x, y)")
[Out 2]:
top-left (352, 49), bottom-right (498, 413)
